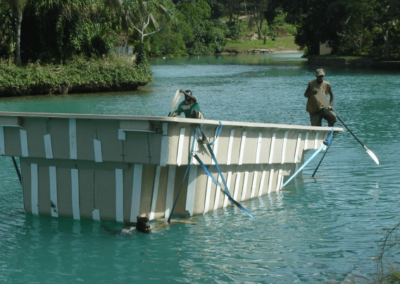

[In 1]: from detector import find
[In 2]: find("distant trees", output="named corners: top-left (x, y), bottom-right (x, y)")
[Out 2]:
top-left (267, 0), bottom-right (399, 58)
top-left (0, 0), bottom-right (398, 62)
top-left (0, 0), bottom-right (27, 65)
top-left (0, 0), bottom-right (116, 64)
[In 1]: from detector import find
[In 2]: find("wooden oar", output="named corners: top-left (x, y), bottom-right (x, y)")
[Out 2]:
top-left (335, 113), bottom-right (380, 165)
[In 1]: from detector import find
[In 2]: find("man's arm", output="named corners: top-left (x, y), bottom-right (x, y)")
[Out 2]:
top-left (328, 88), bottom-right (335, 107)
top-left (170, 111), bottom-right (179, 117)
top-left (304, 83), bottom-right (317, 98)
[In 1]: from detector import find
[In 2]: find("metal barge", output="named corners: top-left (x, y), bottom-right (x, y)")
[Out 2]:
top-left (0, 112), bottom-right (342, 222)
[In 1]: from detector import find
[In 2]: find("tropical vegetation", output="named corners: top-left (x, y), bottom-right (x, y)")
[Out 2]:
top-left (0, 0), bottom-right (399, 64)
top-left (0, 0), bottom-right (399, 96)
top-left (0, 56), bottom-right (152, 96)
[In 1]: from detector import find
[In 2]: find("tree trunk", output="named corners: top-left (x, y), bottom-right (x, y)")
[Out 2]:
top-left (14, 7), bottom-right (23, 66)
top-left (383, 27), bottom-right (390, 59)
top-left (257, 18), bottom-right (263, 39)
top-left (264, 36), bottom-right (266, 45)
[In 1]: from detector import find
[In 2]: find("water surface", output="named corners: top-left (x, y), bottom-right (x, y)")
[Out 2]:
top-left (0, 54), bottom-right (399, 283)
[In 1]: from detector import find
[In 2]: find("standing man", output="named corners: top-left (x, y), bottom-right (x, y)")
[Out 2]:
top-left (304, 69), bottom-right (337, 126)
top-left (170, 90), bottom-right (204, 119)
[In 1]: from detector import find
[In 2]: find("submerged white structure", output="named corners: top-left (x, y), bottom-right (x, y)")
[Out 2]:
top-left (0, 112), bottom-right (342, 223)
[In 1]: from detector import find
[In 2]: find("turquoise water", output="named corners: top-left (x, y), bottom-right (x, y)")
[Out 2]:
top-left (1, 54), bottom-right (399, 283)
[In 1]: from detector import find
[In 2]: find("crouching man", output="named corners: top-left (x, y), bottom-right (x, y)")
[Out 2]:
top-left (170, 90), bottom-right (204, 119)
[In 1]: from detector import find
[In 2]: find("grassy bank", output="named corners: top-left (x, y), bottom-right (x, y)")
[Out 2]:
top-left (0, 56), bottom-right (153, 97)
top-left (224, 36), bottom-right (300, 52)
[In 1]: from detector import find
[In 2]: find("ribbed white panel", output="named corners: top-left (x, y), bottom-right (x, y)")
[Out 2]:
top-left (268, 133), bottom-right (276, 164)
top-left (258, 171), bottom-right (266, 197)
top-left (115, 169), bottom-right (124, 222)
top-left (256, 133), bottom-right (262, 164)
top-left (71, 169), bottom-right (80, 220)
top-left (149, 166), bottom-right (161, 220)
top-left (93, 139), bottom-right (102, 163)
top-left (223, 172), bottom-right (232, 207)
top-left (165, 166), bottom-right (176, 218)
top-left (20, 129), bottom-right (29, 157)
top-left (251, 172), bottom-right (258, 198)
top-left (69, 119), bottom-right (77, 160)
top-left (213, 175), bottom-right (222, 211)
top-left (31, 164), bottom-right (38, 215)
top-left (130, 164), bottom-right (143, 222)
top-left (44, 134), bottom-right (53, 159)
top-left (238, 132), bottom-right (246, 165)
top-left (268, 169), bottom-right (274, 194)
top-left (177, 128), bottom-right (185, 166)
top-left (49, 166), bottom-right (58, 217)
top-left (227, 129), bottom-right (235, 165)
top-left (0, 127), bottom-right (5, 155)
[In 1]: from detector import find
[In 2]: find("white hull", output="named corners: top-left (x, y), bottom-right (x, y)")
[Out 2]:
top-left (0, 112), bottom-right (342, 222)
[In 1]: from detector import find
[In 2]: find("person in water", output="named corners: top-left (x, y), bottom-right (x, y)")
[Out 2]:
top-left (304, 69), bottom-right (337, 126)
top-left (170, 90), bottom-right (204, 119)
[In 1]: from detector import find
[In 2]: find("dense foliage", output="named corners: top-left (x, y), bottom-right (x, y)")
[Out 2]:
top-left (0, 56), bottom-right (152, 96)
top-left (267, 0), bottom-right (400, 58)
top-left (0, 0), bottom-right (398, 63)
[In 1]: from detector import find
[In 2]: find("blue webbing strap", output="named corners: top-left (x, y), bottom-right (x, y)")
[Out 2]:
top-left (198, 122), bottom-right (255, 220)
top-left (282, 127), bottom-right (335, 189)
top-left (193, 155), bottom-right (221, 186)
top-left (207, 121), bottom-right (223, 146)
top-left (168, 128), bottom-right (198, 223)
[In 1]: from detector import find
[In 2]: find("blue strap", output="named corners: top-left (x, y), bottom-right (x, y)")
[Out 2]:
top-left (193, 154), bottom-right (221, 186)
top-left (168, 128), bottom-right (198, 223)
top-left (208, 121), bottom-right (223, 146)
top-left (282, 127), bottom-right (335, 188)
top-left (323, 127), bottom-right (334, 146)
top-left (198, 123), bottom-right (255, 219)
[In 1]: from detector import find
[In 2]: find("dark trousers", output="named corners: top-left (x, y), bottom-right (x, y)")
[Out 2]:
top-left (309, 108), bottom-right (337, 127)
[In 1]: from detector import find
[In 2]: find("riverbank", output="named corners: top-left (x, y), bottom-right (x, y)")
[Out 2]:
top-left (221, 47), bottom-right (303, 55)
top-left (308, 56), bottom-right (400, 70)
top-left (0, 56), bottom-right (152, 97)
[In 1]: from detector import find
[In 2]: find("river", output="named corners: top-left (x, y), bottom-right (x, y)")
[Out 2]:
top-left (0, 54), bottom-right (399, 283)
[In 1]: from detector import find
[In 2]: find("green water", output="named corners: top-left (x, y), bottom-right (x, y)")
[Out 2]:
top-left (1, 54), bottom-right (399, 283)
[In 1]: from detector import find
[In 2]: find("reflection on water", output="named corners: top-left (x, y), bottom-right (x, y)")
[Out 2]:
top-left (0, 54), bottom-right (399, 283)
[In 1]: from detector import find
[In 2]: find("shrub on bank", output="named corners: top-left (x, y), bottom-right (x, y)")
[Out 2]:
top-left (0, 56), bottom-right (153, 97)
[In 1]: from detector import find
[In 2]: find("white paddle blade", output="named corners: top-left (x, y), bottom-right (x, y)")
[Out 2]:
top-left (365, 146), bottom-right (380, 165)
top-left (169, 89), bottom-right (182, 114)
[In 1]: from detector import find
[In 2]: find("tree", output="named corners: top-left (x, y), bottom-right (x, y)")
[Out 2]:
top-left (267, 0), bottom-right (346, 56)
top-left (122, 0), bottom-right (174, 63)
top-left (1, 0), bottom-right (27, 65)
top-left (372, 0), bottom-right (400, 59)
top-left (335, 0), bottom-right (374, 55)
top-left (248, 0), bottom-right (268, 39)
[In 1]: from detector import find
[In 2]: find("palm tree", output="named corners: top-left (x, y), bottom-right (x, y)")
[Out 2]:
top-left (0, 0), bottom-right (103, 64)
top-left (1, 0), bottom-right (27, 65)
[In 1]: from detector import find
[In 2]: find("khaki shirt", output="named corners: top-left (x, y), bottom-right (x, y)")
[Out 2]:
top-left (306, 79), bottom-right (332, 113)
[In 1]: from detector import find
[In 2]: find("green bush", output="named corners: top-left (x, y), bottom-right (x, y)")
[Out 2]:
top-left (0, 56), bottom-right (152, 96)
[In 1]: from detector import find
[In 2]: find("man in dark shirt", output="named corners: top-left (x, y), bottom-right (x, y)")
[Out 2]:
top-left (170, 90), bottom-right (204, 119)
top-left (304, 69), bottom-right (337, 126)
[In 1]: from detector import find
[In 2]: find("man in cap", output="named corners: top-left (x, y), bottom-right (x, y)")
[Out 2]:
top-left (303, 68), bottom-right (337, 126)
top-left (170, 90), bottom-right (204, 119)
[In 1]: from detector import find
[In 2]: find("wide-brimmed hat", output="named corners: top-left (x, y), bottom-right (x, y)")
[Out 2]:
top-left (316, 69), bottom-right (325, 76)
top-left (183, 90), bottom-right (197, 102)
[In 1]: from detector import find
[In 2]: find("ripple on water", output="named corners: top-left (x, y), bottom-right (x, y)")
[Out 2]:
top-left (0, 56), bottom-right (399, 283)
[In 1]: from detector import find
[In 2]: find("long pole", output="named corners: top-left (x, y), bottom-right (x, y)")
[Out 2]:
top-left (335, 114), bottom-right (380, 165)
top-left (311, 138), bottom-right (333, 177)
top-left (12, 156), bottom-right (22, 185)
